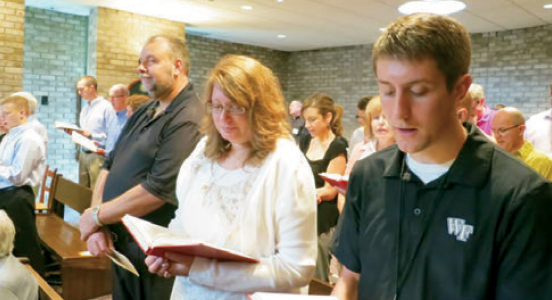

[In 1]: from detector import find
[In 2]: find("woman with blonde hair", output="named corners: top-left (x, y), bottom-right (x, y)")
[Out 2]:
top-left (145, 55), bottom-right (317, 299)
top-left (299, 93), bottom-right (347, 282)
top-left (345, 96), bottom-right (395, 176)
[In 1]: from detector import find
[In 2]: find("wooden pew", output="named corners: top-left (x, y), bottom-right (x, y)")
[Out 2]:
top-left (36, 176), bottom-right (112, 300)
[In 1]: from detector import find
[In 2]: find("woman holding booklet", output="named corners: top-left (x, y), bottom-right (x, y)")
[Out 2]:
top-left (145, 55), bottom-right (317, 299)
top-left (298, 93), bottom-right (348, 282)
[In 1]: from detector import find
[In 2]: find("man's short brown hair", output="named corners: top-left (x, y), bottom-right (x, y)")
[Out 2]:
top-left (145, 35), bottom-right (190, 75)
top-left (372, 13), bottom-right (471, 91)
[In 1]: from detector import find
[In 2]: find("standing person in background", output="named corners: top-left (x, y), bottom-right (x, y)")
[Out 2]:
top-left (346, 96), bottom-right (395, 175)
top-left (125, 94), bottom-right (151, 118)
top-left (525, 80), bottom-right (552, 157)
top-left (79, 35), bottom-right (203, 300)
top-left (108, 84), bottom-right (130, 130)
top-left (332, 13), bottom-right (552, 300)
top-left (469, 83), bottom-right (496, 136)
top-left (69, 75), bottom-right (119, 189)
top-left (0, 95), bottom-right (45, 274)
top-left (492, 107), bottom-right (552, 180)
top-left (349, 96), bottom-right (373, 154)
top-left (299, 93), bottom-right (347, 282)
top-left (145, 54), bottom-right (317, 300)
top-left (289, 100), bottom-right (307, 143)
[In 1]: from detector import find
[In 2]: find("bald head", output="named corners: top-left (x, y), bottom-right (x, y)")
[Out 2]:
top-left (492, 107), bottom-right (526, 153)
top-left (109, 84), bottom-right (130, 112)
top-left (289, 100), bottom-right (302, 118)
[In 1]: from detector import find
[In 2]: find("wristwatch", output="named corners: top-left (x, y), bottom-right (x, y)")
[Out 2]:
top-left (92, 205), bottom-right (104, 227)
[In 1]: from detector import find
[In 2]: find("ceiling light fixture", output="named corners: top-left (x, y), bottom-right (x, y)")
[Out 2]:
top-left (241, 5), bottom-right (253, 10)
top-left (544, 4), bottom-right (552, 9)
top-left (398, 0), bottom-right (466, 15)
top-left (277, 34), bottom-right (286, 38)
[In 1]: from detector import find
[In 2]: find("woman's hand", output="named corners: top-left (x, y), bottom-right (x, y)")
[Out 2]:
top-left (145, 253), bottom-right (195, 278)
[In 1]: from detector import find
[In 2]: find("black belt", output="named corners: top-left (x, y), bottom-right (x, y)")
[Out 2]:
top-left (81, 148), bottom-right (94, 154)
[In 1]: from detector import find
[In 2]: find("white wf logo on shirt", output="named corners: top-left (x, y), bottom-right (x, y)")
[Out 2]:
top-left (447, 218), bottom-right (474, 242)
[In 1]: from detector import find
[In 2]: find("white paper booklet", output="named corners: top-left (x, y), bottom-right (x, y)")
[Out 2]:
top-left (54, 120), bottom-right (84, 132)
top-left (71, 132), bottom-right (98, 152)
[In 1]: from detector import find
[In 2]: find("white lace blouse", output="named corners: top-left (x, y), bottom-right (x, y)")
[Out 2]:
top-left (169, 137), bottom-right (317, 300)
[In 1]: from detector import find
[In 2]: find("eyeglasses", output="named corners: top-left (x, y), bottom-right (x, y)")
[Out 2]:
top-left (492, 124), bottom-right (521, 136)
top-left (206, 102), bottom-right (246, 115)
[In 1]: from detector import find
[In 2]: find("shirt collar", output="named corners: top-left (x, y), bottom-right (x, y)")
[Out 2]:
top-left (383, 123), bottom-right (493, 187)
top-left (86, 96), bottom-right (104, 107)
top-left (7, 122), bottom-right (31, 135)
top-left (515, 141), bottom-right (534, 160)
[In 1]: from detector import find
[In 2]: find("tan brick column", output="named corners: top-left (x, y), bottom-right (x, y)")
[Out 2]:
top-left (89, 7), bottom-right (186, 97)
top-left (0, 0), bottom-right (25, 98)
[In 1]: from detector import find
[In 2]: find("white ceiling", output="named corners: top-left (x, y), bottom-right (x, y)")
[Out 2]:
top-left (25, 0), bottom-right (552, 51)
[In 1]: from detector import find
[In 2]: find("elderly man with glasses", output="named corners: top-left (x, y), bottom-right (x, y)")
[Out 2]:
top-left (492, 107), bottom-right (552, 180)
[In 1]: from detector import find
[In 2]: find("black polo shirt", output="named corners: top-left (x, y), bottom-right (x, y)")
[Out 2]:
top-left (102, 83), bottom-right (203, 228)
top-left (333, 123), bottom-right (552, 300)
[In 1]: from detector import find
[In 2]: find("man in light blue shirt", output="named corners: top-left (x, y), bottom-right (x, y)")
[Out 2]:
top-left (0, 95), bottom-right (45, 274)
top-left (73, 75), bottom-right (119, 189)
top-left (109, 84), bottom-right (129, 134)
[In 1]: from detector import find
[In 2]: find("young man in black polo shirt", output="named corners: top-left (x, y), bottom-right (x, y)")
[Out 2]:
top-left (332, 13), bottom-right (552, 300)
top-left (79, 35), bottom-right (203, 300)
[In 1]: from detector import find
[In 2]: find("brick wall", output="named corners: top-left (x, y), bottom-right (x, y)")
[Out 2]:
top-left (186, 35), bottom-right (290, 100)
top-left (470, 26), bottom-right (552, 114)
top-left (286, 26), bottom-right (552, 138)
top-left (91, 7), bottom-right (186, 96)
top-left (0, 0), bottom-right (25, 98)
top-left (23, 7), bottom-right (88, 182)
top-left (287, 45), bottom-right (378, 139)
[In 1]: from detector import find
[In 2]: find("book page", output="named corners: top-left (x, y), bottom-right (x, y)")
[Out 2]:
top-left (106, 249), bottom-right (139, 277)
top-left (122, 215), bottom-right (258, 262)
top-left (54, 120), bottom-right (83, 132)
top-left (71, 132), bottom-right (98, 152)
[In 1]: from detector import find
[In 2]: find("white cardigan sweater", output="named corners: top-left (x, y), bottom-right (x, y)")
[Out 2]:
top-left (169, 137), bottom-right (317, 300)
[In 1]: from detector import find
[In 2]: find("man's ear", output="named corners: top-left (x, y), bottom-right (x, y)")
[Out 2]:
top-left (454, 74), bottom-right (472, 104)
top-left (173, 59), bottom-right (184, 76)
top-left (457, 108), bottom-right (468, 123)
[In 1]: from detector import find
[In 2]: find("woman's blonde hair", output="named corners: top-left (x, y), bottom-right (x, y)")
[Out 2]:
top-left (364, 96), bottom-right (382, 140)
top-left (302, 93), bottom-right (343, 137)
top-left (202, 55), bottom-right (289, 165)
top-left (0, 210), bottom-right (15, 257)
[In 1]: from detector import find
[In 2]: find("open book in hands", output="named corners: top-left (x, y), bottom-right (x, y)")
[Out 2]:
top-left (248, 293), bottom-right (337, 300)
top-left (122, 215), bottom-right (259, 263)
top-left (71, 132), bottom-right (99, 152)
top-left (318, 173), bottom-right (349, 195)
top-left (54, 120), bottom-right (85, 133)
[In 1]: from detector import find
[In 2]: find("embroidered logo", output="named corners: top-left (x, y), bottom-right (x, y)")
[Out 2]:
top-left (447, 218), bottom-right (474, 242)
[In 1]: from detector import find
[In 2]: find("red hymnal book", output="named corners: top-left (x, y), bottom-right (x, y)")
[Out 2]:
top-left (122, 215), bottom-right (259, 263)
top-left (318, 173), bottom-right (349, 194)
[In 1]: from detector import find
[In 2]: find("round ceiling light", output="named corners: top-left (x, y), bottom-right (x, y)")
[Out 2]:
top-left (398, 0), bottom-right (466, 15)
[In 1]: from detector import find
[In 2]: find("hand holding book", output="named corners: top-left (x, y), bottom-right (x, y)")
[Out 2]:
top-left (318, 173), bottom-right (349, 195)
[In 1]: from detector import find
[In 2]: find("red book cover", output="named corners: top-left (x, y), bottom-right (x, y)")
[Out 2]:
top-left (318, 173), bottom-right (349, 194)
top-left (122, 215), bottom-right (259, 263)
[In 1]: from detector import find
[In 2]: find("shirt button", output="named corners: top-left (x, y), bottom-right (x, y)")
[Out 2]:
top-left (413, 208), bottom-right (422, 216)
